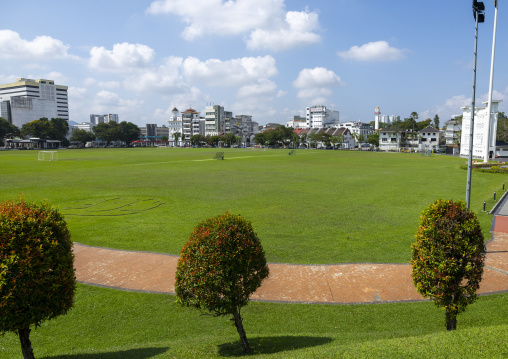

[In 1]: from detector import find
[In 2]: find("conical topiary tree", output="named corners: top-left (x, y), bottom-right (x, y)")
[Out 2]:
top-left (411, 199), bottom-right (485, 331)
top-left (0, 198), bottom-right (76, 359)
top-left (175, 212), bottom-right (269, 354)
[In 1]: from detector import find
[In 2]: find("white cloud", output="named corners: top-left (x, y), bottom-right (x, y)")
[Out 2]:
top-left (293, 67), bottom-right (343, 89)
top-left (293, 67), bottom-right (343, 105)
top-left (68, 87), bottom-right (88, 99)
top-left (337, 41), bottom-right (406, 61)
top-left (41, 71), bottom-right (67, 84)
top-left (89, 42), bottom-right (155, 72)
top-left (183, 55), bottom-right (278, 87)
top-left (98, 81), bottom-right (121, 89)
top-left (246, 10), bottom-right (321, 51)
top-left (92, 90), bottom-right (144, 117)
top-left (146, 0), bottom-right (320, 51)
top-left (237, 79), bottom-right (277, 98)
top-left (0, 30), bottom-right (73, 60)
top-left (123, 56), bottom-right (185, 94)
top-left (152, 87), bottom-right (210, 122)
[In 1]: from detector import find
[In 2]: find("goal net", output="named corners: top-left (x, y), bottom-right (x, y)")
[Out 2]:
top-left (38, 151), bottom-right (58, 161)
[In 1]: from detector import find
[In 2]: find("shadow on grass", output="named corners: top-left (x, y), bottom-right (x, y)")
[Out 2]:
top-left (218, 336), bottom-right (333, 357)
top-left (42, 346), bottom-right (169, 359)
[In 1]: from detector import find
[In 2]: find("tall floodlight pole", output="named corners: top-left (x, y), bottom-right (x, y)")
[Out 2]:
top-left (466, 0), bottom-right (485, 209)
top-left (483, 0), bottom-right (498, 163)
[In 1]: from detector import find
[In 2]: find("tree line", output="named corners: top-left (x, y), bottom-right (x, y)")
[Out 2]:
top-left (0, 117), bottom-right (140, 147)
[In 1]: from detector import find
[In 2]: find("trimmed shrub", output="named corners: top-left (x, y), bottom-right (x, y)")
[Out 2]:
top-left (175, 212), bottom-right (269, 354)
top-left (411, 199), bottom-right (485, 331)
top-left (0, 198), bottom-right (76, 359)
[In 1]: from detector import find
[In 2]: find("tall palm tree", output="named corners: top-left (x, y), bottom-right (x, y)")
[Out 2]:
top-left (172, 132), bottom-right (181, 146)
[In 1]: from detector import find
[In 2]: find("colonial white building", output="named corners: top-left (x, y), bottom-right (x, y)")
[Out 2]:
top-left (460, 100), bottom-right (502, 159)
top-left (306, 105), bottom-right (339, 128)
top-left (338, 121), bottom-right (374, 140)
top-left (167, 108), bottom-right (184, 146)
top-left (418, 127), bottom-right (441, 151)
top-left (0, 78), bottom-right (69, 128)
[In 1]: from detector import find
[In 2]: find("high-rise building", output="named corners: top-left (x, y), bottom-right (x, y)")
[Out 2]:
top-left (306, 105), bottom-right (339, 128)
top-left (0, 78), bottom-right (69, 127)
top-left (90, 113), bottom-right (119, 125)
top-left (205, 105), bottom-right (225, 136)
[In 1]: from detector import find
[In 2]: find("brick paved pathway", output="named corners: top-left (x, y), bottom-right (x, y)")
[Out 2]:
top-left (74, 216), bottom-right (508, 305)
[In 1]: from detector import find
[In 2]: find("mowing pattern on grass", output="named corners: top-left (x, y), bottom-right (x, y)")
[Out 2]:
top-left (63, 198), bottom-right (165, 217)
top-left (0, 148), bottom-right (504, 264)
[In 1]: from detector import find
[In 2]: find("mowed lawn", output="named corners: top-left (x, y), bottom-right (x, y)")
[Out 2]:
top-left (0, 148), bottom-right (504, 264)
top-left (0, 284), bottom-right (508, 358)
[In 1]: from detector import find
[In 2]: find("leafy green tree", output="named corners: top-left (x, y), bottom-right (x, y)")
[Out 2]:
top-left (49, 118), bottom-right (69, 142)
top-left (93, 122), bottom-right (118, 145)
top-left (222, 133), bottom-right (239, 147)
top-left (172, 132), bottom-right (182, 146)
top-left (92, 121), bottom-right (139, 145)
top-left (320, 133), bottom-right (331, 147)
top-left (330, 135), bottom-right (343, 149)
top-left (190, 134), bottom-right (207, 147)
top-left (411, 199), bottom-right (484, 331)
top-left (20, 118), bottom-right (52, 139)
top-left (0, 198), bottom-right (76, 359)
top-left (496, 112), bottom-right (508, 142)
top-left (433, 114), bottom-right (440, 129)
top-left (417, 118), bottom-right (432, 131)
top-left (299, 133), bottom-right (307, 148)
top-left (20, 118), bottom-right (69, 144)
top-left (366, 132), bottom-right (379, 147)
top-left (176, 212), bottom-right (269, 354)
top-left (70, 129), bottom-right (95, 146)
top-left (117, 121), bottom-right (140, 144)
top-left (161, 136), bottom-right (169, 142)
top-left (0, 118), bottom-right (19, 145)
top-left (253, 132), bottom-right (267, 146)
top-left (307, 132), bottom-right (319, 148)
top-left (208, 135), bottom-right (220, 147)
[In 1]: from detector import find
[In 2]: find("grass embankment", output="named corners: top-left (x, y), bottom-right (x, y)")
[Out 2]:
top-left (0, 148), bottom-right (504, 263)
top-left (1, 284), bottom-right (507, 358)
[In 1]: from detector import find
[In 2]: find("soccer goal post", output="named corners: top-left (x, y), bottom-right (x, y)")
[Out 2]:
top-left (38, 151), bottom-right (58, 161)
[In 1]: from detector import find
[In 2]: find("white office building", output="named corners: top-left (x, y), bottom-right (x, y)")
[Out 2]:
top-left (0, 78), bottom-right (69, 128)
top-left (306, 105), bottom-right (339, 128)
top-left (460, 100), bottom-right (502, 159)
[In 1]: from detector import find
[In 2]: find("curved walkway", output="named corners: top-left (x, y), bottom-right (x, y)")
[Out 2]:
top-left (74, 217), bottom-right (508, 305)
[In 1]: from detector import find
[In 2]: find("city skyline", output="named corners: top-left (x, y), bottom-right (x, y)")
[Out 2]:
top-left (0, 0), bottom-right (506, 127)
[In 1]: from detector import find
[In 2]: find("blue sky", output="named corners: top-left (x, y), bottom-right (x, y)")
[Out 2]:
top-left (1, 0), bottom-right (506, 127)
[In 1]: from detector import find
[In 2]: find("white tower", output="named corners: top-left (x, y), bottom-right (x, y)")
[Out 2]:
top-left (374, 106), bottom-right (381, 131)
top-left (171, 107), bottom-right (179, 120)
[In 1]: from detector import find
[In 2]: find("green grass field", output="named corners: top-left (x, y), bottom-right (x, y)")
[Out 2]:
top-left (1, 148), bottom-right (508, 358)
top-left (1, 284), bottom-right (508, 358)
top-left (0, 148), bottom-right (503, 263)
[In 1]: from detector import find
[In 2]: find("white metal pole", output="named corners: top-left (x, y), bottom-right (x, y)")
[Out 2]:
top-left (483, 0), bottom-right (498, 163)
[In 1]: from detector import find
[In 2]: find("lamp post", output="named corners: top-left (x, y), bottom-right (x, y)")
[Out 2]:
top-left (466, 0), bottom-right (485, 209)
top-left (483, 0), bottom-right (498, 163)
